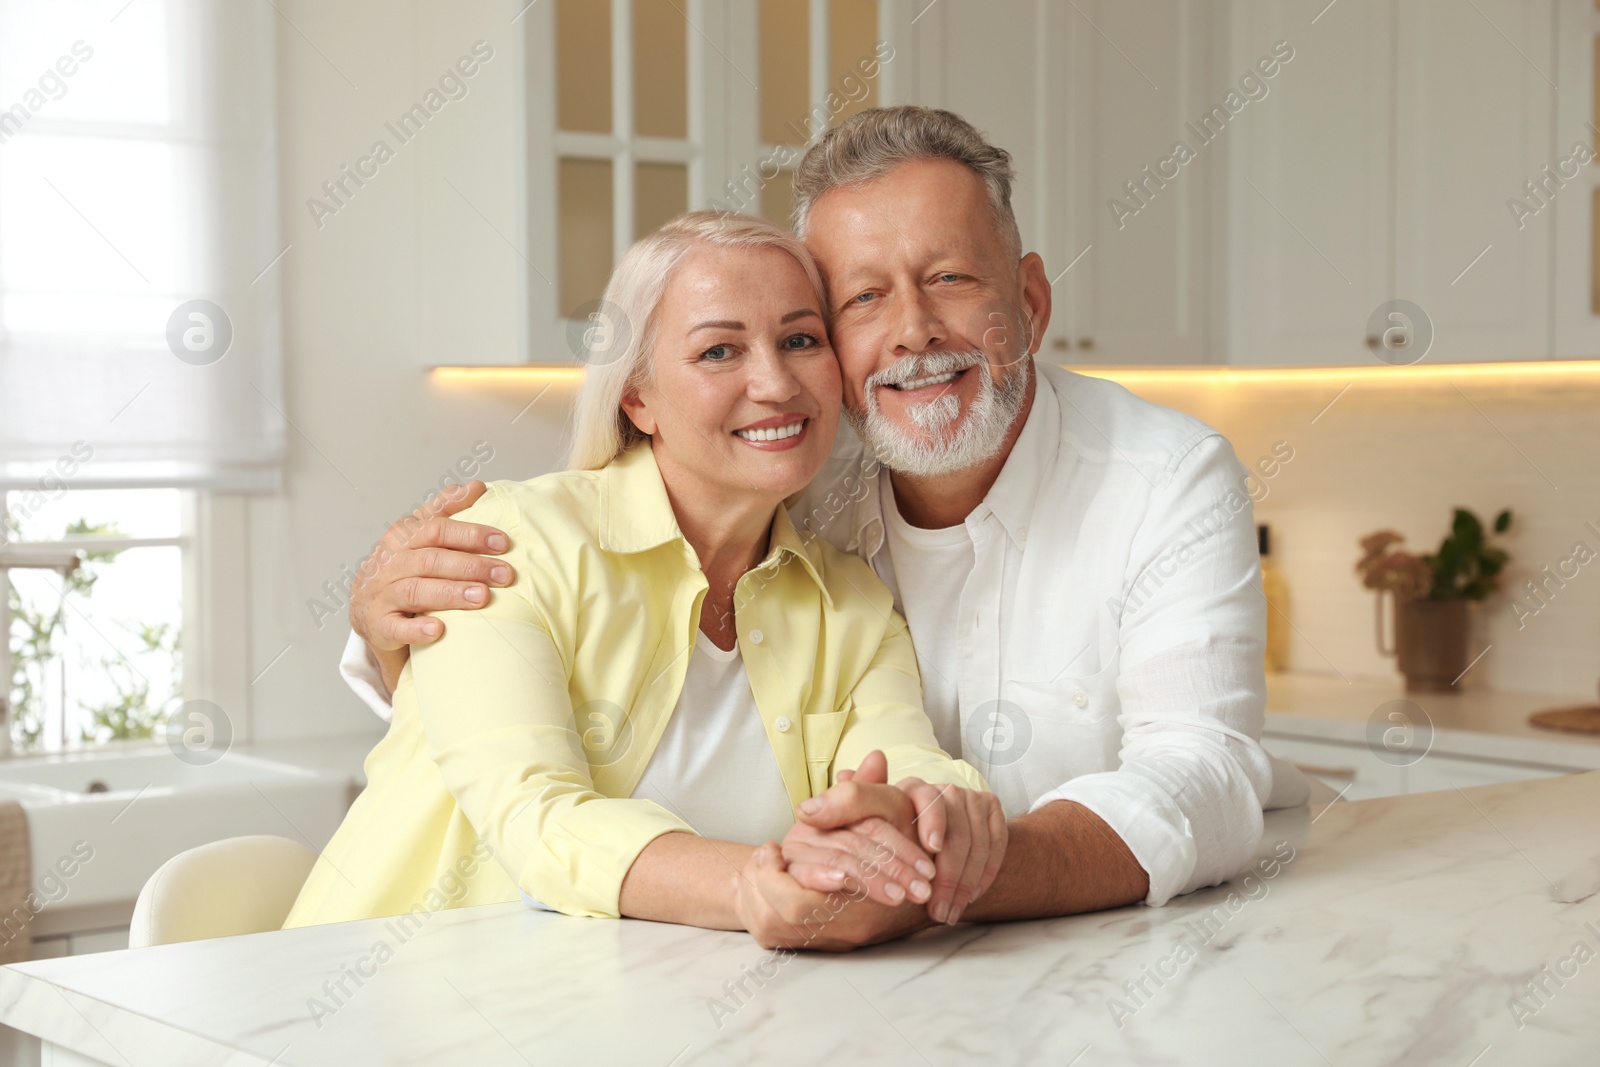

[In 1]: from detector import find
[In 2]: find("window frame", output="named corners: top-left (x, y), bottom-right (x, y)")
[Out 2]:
top-left (0, 487), bottom-right (247, 755)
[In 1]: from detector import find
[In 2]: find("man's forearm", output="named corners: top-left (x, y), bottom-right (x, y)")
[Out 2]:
top-left (962, 800), bottom-right (1148, 922)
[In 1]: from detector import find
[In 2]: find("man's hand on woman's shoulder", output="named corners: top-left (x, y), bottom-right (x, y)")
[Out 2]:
top-left (351, 480), bottom-right (516, 691)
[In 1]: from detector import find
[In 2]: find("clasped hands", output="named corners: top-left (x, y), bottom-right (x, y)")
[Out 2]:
top-left (734, 750), bottom-right (1007, 952)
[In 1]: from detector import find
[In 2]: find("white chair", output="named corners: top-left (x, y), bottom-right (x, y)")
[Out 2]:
top-left (128, 835), bottom-right (318, 948)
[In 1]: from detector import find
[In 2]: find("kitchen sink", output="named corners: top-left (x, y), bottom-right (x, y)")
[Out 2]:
top-left (0, 750), bottom-right (316, 797)
top-left (0, 747), bottom-right (351, 929)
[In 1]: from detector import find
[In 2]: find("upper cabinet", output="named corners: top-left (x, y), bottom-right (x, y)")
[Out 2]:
top-left (1554, 0), bottom-right (1600, 359)
top-left (912, 0), bottom-right (1219, 363)
top-left (1224, 0), bottom-right (1395, 364)
top-left (1229, 0), bottom-right (1559, 364)
top-left (488, 0), bottom-right (1596, 365)
top-left (1062, 0), bottom-right (1218, 364)
top-left (1392, 1), bottom-right (1555, 362)
top-left (923, 0), bottom-right (1591, 365)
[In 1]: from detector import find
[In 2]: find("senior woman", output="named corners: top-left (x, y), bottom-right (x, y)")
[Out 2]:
top-left (283, 212), bottom-right (1001, 946)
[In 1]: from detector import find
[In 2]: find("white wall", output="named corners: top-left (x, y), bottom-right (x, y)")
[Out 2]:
top-left (249, 0), bottom-right (566, 740)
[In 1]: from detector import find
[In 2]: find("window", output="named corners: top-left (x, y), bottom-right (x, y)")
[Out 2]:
top-left (0, 0), bottom-right (276, 752)
top-left (3, 488), bottom-right (186, 752)
top-left (0, 0), bottom-right (283, 488)
top-left (526, 0), bottom-right (896, 362)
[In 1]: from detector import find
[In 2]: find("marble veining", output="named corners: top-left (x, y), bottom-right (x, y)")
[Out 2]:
top-left (1, 773), bottom-right (1597, 1066)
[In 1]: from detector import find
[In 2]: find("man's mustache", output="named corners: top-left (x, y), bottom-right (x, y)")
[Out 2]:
top-left (864, 350), bottom-right (986, 390)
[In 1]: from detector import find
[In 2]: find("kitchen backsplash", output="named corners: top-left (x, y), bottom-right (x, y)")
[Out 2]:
top-left (1120, 368), bottom-right (1600, 699)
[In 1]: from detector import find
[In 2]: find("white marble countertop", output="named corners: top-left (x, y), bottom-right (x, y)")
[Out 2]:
top-left (1265, 672), bottom-right (1600, 769)
top-left (2, 772), bottom-right (1598, 1065)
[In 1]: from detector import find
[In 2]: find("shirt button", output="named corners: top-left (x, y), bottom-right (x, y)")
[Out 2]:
top-left (775, 717), bottom-right (792, 732)
top-left (749, 629), bottom-right (765, 645)
top-left (1073, 689), bottom-right (1089, 709)
top-left (1018, 526), bottom-right (1028, 542)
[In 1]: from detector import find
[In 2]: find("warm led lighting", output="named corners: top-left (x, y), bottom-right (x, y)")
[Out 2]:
top-left (1071, 360), bottom-right (1600, 386)
top-left (431, 366), bottom-right (586, 384)
top-left (430, 360), bottom-right (1600, 387)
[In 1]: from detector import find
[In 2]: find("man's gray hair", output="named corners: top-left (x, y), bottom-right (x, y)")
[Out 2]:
top-left (790, 106), bottom-right (1022, 262)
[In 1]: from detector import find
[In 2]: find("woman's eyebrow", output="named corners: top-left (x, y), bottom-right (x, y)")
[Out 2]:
top-left (689, 308), bottom-right (819, 333)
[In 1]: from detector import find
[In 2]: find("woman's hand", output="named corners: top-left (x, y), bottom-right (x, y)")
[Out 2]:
top-left (790, 751), bottom-right (1009, 925)
top-left (734, 843), bottom-right (933, 952)
top-left (891, 777), bottom-right (1008, 925)
top-left (779, 815), bottom-right (935, 907)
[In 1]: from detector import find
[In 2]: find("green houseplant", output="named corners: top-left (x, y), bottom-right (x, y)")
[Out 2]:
top-left (1356, 508), bottom-right (1512, 692)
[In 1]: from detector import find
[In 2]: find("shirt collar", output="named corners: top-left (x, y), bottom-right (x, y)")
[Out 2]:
top-left (600, 443), bottom-right (835, 608)
top-left (599, 444), bottom-right (682, 554)
top-left (974, 365), bottom-right (1060, 545)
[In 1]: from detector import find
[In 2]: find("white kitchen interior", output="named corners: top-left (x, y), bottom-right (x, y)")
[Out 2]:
top-left (0, 0), bottom-right (1598, 1063)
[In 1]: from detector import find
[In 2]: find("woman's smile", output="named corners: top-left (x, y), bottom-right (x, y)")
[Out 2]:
top-left (732, 414), bottom-right (810, 450)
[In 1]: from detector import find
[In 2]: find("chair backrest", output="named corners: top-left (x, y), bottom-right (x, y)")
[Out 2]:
top-left (128, 835), bottom-right (319, 948)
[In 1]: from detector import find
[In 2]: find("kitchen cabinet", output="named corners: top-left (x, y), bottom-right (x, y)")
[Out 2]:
top-left (916, 0), bottom-right (1218, 363)
top-left (1228, 0), bottom-right (1557, 365)
top-left (925, 0), bottom-right (1570, 366)
top-left (1056, 0), bottom-right (1218, 363)
top-left (483, 0), bottom-right (1592, 366)
top-left (489, 0), bottom-right (1587, 366)
top-left (1225, 0), bottom-right (1394, 365)
top-left (1258, 734), bottom-right (1403, 801)
top-left (1402, 751), bottom-right (1570, 794)
top-left (1392, 0), bottom-right (1556, 362)
top-left (1264, 730), bottom-right (1579, 800)
top-left (1263, 673), bottom-right (1600, 802)
top-left (1554, 0), bottom-right (1600, 358)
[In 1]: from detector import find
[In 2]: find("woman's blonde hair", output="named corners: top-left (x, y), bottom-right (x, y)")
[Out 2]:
top-left (566, 210), bottom-right (828, 471)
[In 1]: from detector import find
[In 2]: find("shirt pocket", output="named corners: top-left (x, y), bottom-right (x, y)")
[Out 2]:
top-left (1007, 650), bottom-right (1120, 729)
top-left (801, 704), bottom-right (850, 796)
top-left (1003, 664), bottom-right (1123, 809)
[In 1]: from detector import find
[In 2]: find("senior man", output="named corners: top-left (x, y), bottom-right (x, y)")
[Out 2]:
top-left (340, 106), bottom-right (1306, 946)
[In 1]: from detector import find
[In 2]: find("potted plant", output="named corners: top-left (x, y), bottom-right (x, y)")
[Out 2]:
top-left (1356, 508), bottom-right (1512, 692)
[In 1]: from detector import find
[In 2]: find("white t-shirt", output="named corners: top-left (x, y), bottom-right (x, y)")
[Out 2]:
top-left (876, 474), bottom-right (971, 759)
top-left (630, 631), bottom-right (795, 845)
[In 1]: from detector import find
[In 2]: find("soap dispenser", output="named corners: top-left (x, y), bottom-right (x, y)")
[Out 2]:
top-left (1259, 523), bottom-right (1289, 673)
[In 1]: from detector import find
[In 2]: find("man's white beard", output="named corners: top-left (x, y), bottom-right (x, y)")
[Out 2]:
top-left (845, 350), bottom-right (1031, 478)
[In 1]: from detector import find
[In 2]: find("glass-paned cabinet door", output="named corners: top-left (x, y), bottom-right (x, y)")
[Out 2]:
top-left (753, 0), bottom-right (882, 226)
top-left (524, 0), bottom-right (894, 363)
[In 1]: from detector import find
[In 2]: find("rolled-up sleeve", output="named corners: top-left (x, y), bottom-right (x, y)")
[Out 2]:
top-left (1030, 434), bottom-right (1273, 906)
top-left (407, 488), bottom-right (694, 919)
top-left (832, 612), bottom-right (988, 794)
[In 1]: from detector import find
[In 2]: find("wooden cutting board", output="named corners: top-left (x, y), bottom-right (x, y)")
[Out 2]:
top-left (1529, 705), bottom-right (1600, 735)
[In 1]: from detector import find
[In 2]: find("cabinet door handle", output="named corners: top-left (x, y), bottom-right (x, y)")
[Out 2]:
top-left (1293, 761), bottom-right (1357, 780)
top-left (1076, 337), bottom-right (1095, 351)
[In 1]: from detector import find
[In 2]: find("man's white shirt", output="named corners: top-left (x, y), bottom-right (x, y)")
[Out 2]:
top-left (341, 363), bottom-right (1305, 906)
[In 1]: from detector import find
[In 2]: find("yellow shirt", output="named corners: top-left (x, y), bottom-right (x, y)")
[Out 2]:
top-left (285, 444), bottom-right (986, 924)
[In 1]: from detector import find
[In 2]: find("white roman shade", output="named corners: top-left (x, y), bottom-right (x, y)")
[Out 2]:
top-left (0, 0), bottom-right (282, 490)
